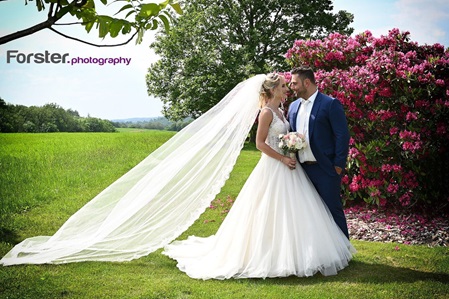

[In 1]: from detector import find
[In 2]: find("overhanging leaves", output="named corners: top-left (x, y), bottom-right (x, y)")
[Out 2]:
top-left (0, 0), bottom-right (183, 46)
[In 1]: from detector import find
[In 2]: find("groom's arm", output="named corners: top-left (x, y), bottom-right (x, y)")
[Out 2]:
top-left (329, 99), bottom-right (350, 172)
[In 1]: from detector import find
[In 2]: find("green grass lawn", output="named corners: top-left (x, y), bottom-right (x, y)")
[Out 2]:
top-left (0, 132), bottom-right (448, 299)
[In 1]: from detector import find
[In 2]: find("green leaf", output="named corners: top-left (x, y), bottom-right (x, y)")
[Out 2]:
top-left (146, 19), bottom-right (159, 30)
top-left (136, 27), bottom-right (145, 44)
top-left (121, 23), bottom-right (132, 34)
top-left (138, 3), bottom-right (161, 18)
top-left (83, 0), bottom-right (95, 9)
top-left (125, 10), bottom-right (135, 19)
top-left (169, 2), bottom-right (183, 15)
top-left (115, 4), bottom-right (133, 16)
top-left (97, 15), bottom-right (114, 23)
top-left (158, 0), bottom-right (170, 9)
top-left (36, 0), bottom-right (44, 11)
top-left (98, 19), bottom-right (110, 38)
top-left (109, 20), bottom-right (124, 38)
top-left (97, 16), bottom-right (114, 37)
top-left (84, 20), bottom-right (95, 33)
top-left (100, 0), bottom-right (107, 5)
top-left (158, 14), bottom-right (170, 33)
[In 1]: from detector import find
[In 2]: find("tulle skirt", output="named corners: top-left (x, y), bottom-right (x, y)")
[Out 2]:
top-left (163, 154), bottom-right (356, 280)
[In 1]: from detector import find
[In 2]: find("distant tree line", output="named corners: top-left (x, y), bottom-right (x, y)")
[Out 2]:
top-left (0, 98), bottom-right (116, 133)
top-left (111, 117), bottom-right (193, 131)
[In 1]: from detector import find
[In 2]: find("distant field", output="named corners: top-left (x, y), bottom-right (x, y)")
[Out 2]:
top-left (115, 127), bottom-right (152, 132)
top-left (0, 132), bottom-right (448, 299)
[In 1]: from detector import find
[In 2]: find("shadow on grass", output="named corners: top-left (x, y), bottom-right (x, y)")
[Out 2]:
top-left (121, 255), bottom-right (449, 286)
top-left (0, 226), bottom-right (21, 245)
top-left (243, 260), bottom-right (449, 286)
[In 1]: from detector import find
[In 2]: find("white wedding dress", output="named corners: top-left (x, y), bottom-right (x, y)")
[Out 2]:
top-left (163, 107), bottom-right (356, 279)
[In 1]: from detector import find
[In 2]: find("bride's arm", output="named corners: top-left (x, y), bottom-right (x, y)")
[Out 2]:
top-left (256, 109), bottom-right (296, 168)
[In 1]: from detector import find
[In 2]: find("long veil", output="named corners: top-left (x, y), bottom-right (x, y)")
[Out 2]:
top-left (1, 74), bottom-right (266, 266)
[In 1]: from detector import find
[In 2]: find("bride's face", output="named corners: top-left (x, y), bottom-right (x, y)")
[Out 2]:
top-left (273, 77), bottom-right (289, 102)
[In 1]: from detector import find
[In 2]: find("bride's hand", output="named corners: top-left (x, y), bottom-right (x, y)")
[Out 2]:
top-left (281, 156), bottom-right (296, 170)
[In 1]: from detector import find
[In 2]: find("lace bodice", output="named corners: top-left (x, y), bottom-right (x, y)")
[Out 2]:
top-left (262, 107), bottom-right (289, 154)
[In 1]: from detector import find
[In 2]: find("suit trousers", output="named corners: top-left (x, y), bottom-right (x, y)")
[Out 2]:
top-left (300, 163), bottom-right (349, 239)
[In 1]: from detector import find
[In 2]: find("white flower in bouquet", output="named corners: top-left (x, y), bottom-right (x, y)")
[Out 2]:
top-left (278, 132), bottom-right (307, 154)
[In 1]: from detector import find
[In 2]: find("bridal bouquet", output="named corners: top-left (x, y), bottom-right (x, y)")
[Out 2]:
top-left (278, 132), bottom-right (307, 158)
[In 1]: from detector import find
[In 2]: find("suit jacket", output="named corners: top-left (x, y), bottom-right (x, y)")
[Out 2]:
top-left (288, 92), bottom-right (350, 177)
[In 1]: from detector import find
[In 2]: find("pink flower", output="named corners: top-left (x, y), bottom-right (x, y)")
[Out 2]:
top-left (399, 193), bottom-right (412, 206)
top-left (435, 79), bottom-right (445, 86)
top-left (349, 147), bottom-right (359, 158)
top-left (379, 110), bottom-right (396, 121)
top-left (436, 123), bottom-right (447, 135)
top-left (387, 183), bottom-right (399, 194)
top-left (370, 189), bottom-right (381, 197)
top-left (390, 127), bottom-right (399, 135)
top-left (402, 141), bottom-right (414, 152)
top-left (414, 100), bottom-right (428, 108)
top-left (393, 164), bottom-right (402, 171)
top-left (349, 175), bottom-right (361, 192)
top-left (367, 112), bottom-right (377, 121)
top-left (406, 112), bottom-right (418, 121)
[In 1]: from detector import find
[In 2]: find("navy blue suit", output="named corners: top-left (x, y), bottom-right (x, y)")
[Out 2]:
top-left (288, 92), bottom-right (350, 238)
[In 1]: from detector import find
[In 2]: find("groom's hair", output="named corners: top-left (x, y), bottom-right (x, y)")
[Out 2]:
top-left (291, 66), bottom-right (316, 84)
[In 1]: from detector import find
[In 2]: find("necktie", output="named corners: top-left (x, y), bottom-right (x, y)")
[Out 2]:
top-left (298, 100), bottom-right (310, 135)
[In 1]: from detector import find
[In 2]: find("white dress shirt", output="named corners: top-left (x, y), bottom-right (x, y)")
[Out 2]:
top-left (296, 89), bottom-right (318, 163)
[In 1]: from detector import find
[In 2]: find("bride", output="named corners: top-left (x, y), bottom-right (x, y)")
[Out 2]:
top-left (1, 73), bottom-right (355, 279)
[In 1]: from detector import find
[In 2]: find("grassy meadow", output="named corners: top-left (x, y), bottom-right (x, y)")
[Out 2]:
top-left (0, 131), bottom-right (448, 299)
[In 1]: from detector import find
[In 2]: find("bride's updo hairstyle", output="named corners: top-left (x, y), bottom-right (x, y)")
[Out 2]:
top-left (259, 73), bottom-right (281, 108)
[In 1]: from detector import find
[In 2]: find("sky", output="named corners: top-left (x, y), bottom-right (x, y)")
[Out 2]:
top-left (1, 0), bottom-right (448, 120)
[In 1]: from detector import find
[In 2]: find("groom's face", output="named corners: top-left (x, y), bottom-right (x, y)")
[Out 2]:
top-left (289, 74), bottom-right (307, 99)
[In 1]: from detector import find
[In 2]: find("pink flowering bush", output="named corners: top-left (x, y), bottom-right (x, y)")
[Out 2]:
top-left (285, 29), bottom-right (449, 211)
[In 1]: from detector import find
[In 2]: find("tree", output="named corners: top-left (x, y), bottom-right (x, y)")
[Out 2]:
top-left (0, 100), bottom-right (115, 132)
top-left (146, 0), bottom-right (353, 120)
top-left (0, 98), bottom-right (6, 108)
top-left (0, 0), bottom-right (182, 47)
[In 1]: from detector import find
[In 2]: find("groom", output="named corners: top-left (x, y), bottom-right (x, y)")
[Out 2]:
top-left (287, 66), bottom-right (350, 239)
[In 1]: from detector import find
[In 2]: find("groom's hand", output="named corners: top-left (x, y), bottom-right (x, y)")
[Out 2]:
top-left (335, 166), bottom-right (343, 175)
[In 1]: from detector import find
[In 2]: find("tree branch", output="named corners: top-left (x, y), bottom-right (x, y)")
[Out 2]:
top-left (49, 27), bottom-right (139, 47)
top-left (0, 16), bottom-right (58, 45)
top-left (54, 21), bottom-right (86, 26)
top-left (0, 0), bottom-right (91, 45)
top-left (48, 2), bottom-right (54, 18)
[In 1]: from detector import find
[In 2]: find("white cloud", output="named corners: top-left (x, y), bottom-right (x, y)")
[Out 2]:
top-left (333, 0), bottom-right (449, 46)
top-left (393, 0), bottom-right (449, 45)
